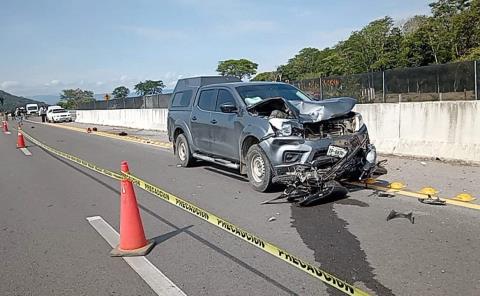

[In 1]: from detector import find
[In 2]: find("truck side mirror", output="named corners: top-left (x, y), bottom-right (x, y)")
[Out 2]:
top-left (220, 103), bottom-right (238, 113)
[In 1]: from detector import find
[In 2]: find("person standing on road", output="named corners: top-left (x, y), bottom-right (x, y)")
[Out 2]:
top-left (39, 106), bottom-right (47, 122)
top-left (14, 108), bottom-right (23, 127)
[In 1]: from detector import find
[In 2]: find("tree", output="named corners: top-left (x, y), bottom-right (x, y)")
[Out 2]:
top-left (251, 72), bottom-right (277, 81)
top-left (134, 80), bottom-right (165, 96)
top-left (58, 88), bottom-right (95, 109)
top-left (216, 59), bottom-right (258, 79)
top-left (402, 15), bottom-right (429, 34)
top-left (340, 17), bottom-right (399, 72)
top-left (272, 0), bottom-right (479, 80)
top-left (112, 86), bottom-right (130, 99)
top-left (429, 0), bottom-right (471, 18)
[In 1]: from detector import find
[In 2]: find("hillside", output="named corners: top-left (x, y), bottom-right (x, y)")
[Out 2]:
top-left (0, 90), bottom-right (44, 112)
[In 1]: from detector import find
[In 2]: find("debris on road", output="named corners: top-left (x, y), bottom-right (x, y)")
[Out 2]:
top-left (419, 196), bottom-right (446, 206)
top-left (118, 131), bottom-right (128, 136)
top-left (268, 216), bottom-right (277, 222)
top-left (386, 210), bottom-right (415, 224)
top-left (92, 127), bottom-right (98, 131)
top-left (378, 192), bottom-right (395, 198)
top-left (369, 190), bottom-right (395, 198)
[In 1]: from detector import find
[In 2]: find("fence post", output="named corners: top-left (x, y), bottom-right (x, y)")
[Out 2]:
top-left (475, 60), bottom-right (478, 100)
top-left (382, 71), bottom-right (386, 103)
top-left (319, 77), bottom-right (323, 100)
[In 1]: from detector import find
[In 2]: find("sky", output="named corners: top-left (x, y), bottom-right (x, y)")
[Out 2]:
top-left (0, 0), bottom-right (431, 99)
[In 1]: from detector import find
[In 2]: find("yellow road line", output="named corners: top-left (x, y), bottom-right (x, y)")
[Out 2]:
top-left (28, 120), bottom-right (172, 149)
top-left (345, 181), bottom-right (480, 211)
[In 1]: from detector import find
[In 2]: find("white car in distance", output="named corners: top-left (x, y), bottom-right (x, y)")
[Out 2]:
top-left (46, 106), bottom-right (72, 123)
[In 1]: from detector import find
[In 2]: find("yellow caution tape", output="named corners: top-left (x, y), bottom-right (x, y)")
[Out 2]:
top-left (21, 130), bottom-right (369, 296)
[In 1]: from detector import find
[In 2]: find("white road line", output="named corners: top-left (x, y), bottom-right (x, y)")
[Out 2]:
top-left (19, 147), bottom-right (32, 156)
top-left (86, 216), bottom-right (187, 296)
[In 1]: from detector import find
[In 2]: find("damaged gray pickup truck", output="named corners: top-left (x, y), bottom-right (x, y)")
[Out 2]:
top-left (168, 76), bottom-right (385, 206)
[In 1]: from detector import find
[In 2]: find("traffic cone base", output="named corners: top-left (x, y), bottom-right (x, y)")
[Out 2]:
top-left (110, 239), bottom-right (155, 257)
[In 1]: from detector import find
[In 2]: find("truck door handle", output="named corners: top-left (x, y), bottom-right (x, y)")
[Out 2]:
top-left (191, 116), bottom-right (197, 121)
top-left (210, 119), bottom-right (217, 124)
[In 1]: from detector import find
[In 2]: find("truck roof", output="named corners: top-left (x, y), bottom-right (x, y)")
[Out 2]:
top-left (201, 81), bottom-right (288, 88)
top-left (173, 76), bottom-right (241, 93)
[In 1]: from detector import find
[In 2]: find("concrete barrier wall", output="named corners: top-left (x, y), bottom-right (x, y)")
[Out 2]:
top-left (76, 101), bottom-right (480, 162)
top-left (354, 101), bottom-right (480, 162)
top-left (76, 109), bottom-right (168, 131)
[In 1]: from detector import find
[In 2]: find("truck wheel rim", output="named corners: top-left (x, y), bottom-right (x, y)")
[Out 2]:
top-left (178, 142), bottom-right (186, 161)
top-left (251, 154), bottom-right (265, 183)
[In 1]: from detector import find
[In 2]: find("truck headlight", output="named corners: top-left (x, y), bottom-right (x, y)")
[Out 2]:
top-left (269, 119), bottom-right (292, 137)
top-left (278, 122), bottom-right (292, 136)
top-left (353, 114), bottom-right (364, 132)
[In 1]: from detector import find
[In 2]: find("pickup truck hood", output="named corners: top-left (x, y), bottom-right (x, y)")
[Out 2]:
top-left (247, 97), bottom-right (356, 122)
top-left (290, 97), bottom-right (357, 122)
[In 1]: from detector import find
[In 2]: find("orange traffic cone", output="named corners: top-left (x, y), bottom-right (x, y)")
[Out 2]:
top-left (110, 161), bottom-right (154, 257)
top-left (16, 130), bottom-right (26, 148)
top-left (2, 121), bottom-right (8, 133)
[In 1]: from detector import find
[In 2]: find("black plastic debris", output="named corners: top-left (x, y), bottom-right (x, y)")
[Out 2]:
top-left (386, 210), bottom-right (415, 224)
top-left (369, 190), bottom-right (395, 198)
top-left (92, 127), bottom-right (98, 131)
top-left (118, 131), bottom-right (128, 136)
top-left (419, 196), bottom-right (446, 206)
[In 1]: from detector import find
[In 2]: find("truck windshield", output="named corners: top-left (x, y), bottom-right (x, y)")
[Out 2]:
top-left (236, 84), bottom-right (311, 106)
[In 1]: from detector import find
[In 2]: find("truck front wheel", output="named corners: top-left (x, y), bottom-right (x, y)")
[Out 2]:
top-left (246, 144), bottom-right (273, 192)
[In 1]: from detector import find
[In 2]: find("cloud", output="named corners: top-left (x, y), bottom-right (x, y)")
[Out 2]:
top-left (1, 80), bottom-right (20, 90)
top-left (44, 79), bottom-right (61, 86)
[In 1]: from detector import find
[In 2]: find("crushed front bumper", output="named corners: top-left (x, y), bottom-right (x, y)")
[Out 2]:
top-left (259, 125), bottom-right (371, 177)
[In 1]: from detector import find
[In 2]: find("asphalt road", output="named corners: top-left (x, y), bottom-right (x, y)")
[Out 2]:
top-left (1, 121), bottom-right (479, 296)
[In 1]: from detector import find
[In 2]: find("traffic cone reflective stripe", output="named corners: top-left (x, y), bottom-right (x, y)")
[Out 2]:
top-left (17, 130), bottom-right (26, 148)
top-left (110, 161), bottom-right (154, 256)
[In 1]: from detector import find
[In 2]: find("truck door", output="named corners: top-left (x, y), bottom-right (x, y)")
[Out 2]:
top-left (210, 89), bottom-right (242, 161)
top-left (190, 89), bottom-right (217, 154)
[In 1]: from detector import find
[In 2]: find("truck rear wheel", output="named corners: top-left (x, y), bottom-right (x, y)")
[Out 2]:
top-left (175, 134), bottom-right (194, 167)
top-left (246, 144), bottom-right (273, 192)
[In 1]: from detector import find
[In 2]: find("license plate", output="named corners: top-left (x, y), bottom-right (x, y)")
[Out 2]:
top-left (327, 145), bottom-right (348, 158)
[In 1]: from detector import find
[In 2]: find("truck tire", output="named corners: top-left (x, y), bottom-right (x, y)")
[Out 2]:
top-left (175, 134), bottom-right (194, 167)
top-left (246, 144), bottom-right (273, 192)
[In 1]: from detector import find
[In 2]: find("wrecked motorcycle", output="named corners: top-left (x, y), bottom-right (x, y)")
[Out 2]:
top-left (266, 137), bottom-right (386, 206)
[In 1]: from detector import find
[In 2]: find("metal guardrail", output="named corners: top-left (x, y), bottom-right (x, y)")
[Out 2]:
top-left (293, 60), bottom-right (479, 103)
